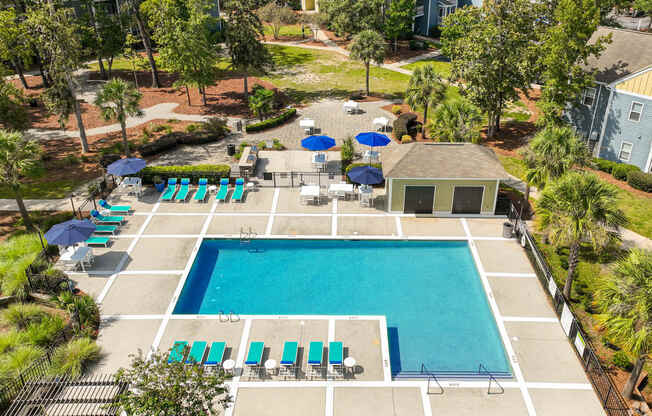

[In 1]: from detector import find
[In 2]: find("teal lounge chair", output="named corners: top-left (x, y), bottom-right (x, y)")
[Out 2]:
top-left (175, 178), bottom-right (191, 202)
top-left (193, 178), bottom-right (208, 202)
top-left (168, 341), bottom-right (187, 363)
top-left (328, 341), bottom-right (343, 379)
top-left (231, 178), bottom-right (245, 203)
top-left (215, 178), bottom-right (229, 202)
top-left (185, 341), bottom-right (207, 364)
top-left (244, 341), bottom-right (264, 379)
top-left (307, 341), bottom-right (323, 379)
top-left (279, 341), bottom-right (298, 379)
top-left (91, 210), bottom-right (124, 224)
top-left (85, 236), bottom-right (110, 247)
top-left (99, 199), bottom-right (131, 214)
top-left (161, 178), bottom-right (178, 201)
top-left (93, 225), bottom-right (117, 235)
top-left (204, 342), bottom-right (226, 369)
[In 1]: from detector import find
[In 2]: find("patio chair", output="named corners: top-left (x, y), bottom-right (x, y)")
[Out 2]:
top-left (307, 341), bottom-right (324, 379)
top-left (93, 225), bottom-right (118, 235)
top-left (98, 199), bottom-right (131, 214)
top-left (244, 341), bottom-right (264, 379)
top-left (193, 178), bottom-right (208, 202)
top-left (174, 178), bottom-right (191, 202)
top-left (231, 178), bottom-right (245, 203)
top-left (168, 341), bottom-right (187, 363)
top-left (161, 178), bottom-right (178, 201)
top-left (85, 236), bottom-right (110, 247)
top-left (328, 341), bottom-right (343, 379)
top-left (279, 341), bottom-right (298, 379)
top-left (216, 178), bottom-right (229, 202)
top-left (185, 341), bottom-right (207, 365)
top-left (204, 342), bottom-right (226, 370)
top-left (91, 210), bottom-right (124, 224)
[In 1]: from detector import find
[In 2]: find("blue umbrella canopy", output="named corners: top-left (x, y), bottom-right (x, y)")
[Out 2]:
top-left (355, 132), bottom-right (391, 147)
top-left (107, 158), bottom-right (146, 176)
top-left (301, 135), bottom-right (336, 151)
top-left (44, 219), bottom-right (96, 246)
top-left (347, 166), bottom-right (384, 185)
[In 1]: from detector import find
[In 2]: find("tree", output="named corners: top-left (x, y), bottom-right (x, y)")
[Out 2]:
top-left (427, 99), bottom-right (482, 143)
top-left (94, 79), bottom-right (143, 157)
top-left (441, 0), bottom-right (540, 138)
top-left (537, 0), bottom-right (610, 126)
top-left (299, 12), bottom-right (324, 40)
top-left (635, 0), bottom-right (652, 30)
top-left (79, 0), bottom-right (126, 80)
top-left (383, 0), bottom-right (414, 53)
top-left (596, 249), bottom-right (652, 399)
top-left (249, 84), bottom-right (274, 120)
top-left (349, 30), bottom-right (385, 97)
top-left (319, 0), bottom-right (384, 37)
top-left (0, 8), bottom-right (32, 90)
top-left (536, 172), bottom-right (627, 299)
top-left (0, 130), bottom-right (41, 231)
top-left (115, 349), bottom-right (230, 416)
top-left (224, 0), bottom-right (273, 104)
top-left (122, 33), bottom-right (148, 89)
top-left (0, 65), bottom-right (28, 131)
top-left (405, 64), bottom-right (446, 137)
top-left (258, 2), bottom-right (297, 40)
top-left (27, 3), bottom-right (90, 153)
top-left (125, 0), bottom-right (161, 88)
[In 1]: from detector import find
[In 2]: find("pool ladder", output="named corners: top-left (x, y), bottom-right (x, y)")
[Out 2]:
top-left (240, 227), bottom-right (257, 245)
top-left (218, 310), bottom-right (240, 322)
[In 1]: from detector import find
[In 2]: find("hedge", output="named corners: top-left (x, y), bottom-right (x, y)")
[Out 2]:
top-left (245, 108), bottom-right (296, 133)
top-left (593, 158), bottom-right (617, 173)
top-left (611, 163), bottom-right (640, 181)
top-left (138, 165), bottom-right (231, 184)
top-left (344, 163), bottom-right (383, 184)
top-left (627, 170), bottom-right (652, 193)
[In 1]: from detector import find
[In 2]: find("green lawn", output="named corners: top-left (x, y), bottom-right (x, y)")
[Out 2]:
top-left (0, 180), bottom-right (80, 200)
top-left (498, 155), bottom-right (527, 180)
top-left (401, 58), bottom-right (452, 78)
top-left (263, 24), bottom-right (307, 38)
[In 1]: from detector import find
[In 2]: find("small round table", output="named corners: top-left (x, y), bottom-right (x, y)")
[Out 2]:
top-left (246, 182), bottom-right (255, 192)
top-left (264, 359), bottom-right (277, 376)
top-left (208, 185), bottom-right (218, 193)
top-left (343, 357), bottom-right (356, 376)
top-left (222, 359), bottom-right (236, 375)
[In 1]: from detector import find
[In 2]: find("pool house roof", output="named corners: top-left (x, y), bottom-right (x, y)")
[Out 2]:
top-left (381, 143), bottom-right (509, 180)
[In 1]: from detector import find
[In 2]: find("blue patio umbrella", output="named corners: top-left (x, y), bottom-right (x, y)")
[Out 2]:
top-left (347, 166), bottom-right (384, 185)
top-left (44, 219), bottom-right (96, 246)
top-left (354, 132), bottom-right (391, 147)
top-left (106, 158), bottom-right (146, 176)
top-left (301, 135), bottom-right (336, 151)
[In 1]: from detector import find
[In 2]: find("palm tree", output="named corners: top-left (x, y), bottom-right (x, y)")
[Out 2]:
top-left (596, 249), bottom-right (652, 399)
top-left (405, 64), bottom-right (446, 138)
top-left (94, 79), bottom-right (143, 157)
top-left (0, 130), bottom-right (41, 231)
top-left (426, 99), bottom-right (482, 143)
top-left (537, 172), bottom-right (627, 299)
top-left (349, 30), bottom-right (386, 97)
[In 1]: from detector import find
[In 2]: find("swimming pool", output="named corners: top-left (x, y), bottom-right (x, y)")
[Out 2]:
top-left (173, 239), bottom-right (511, 377)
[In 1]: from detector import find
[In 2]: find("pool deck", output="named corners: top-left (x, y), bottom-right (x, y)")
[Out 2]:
top-left (79, 188), bottom-right (606, 416)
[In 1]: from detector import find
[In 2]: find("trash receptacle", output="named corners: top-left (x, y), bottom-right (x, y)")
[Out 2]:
top-left (227, 144), bottom-right (236, 156)
top-left (236, 120), bottom-right (242, 132)
top-left (502, 222), bottom-right (514, 238)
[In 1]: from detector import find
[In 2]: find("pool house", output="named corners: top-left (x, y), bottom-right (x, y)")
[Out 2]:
top-left (382, 142), bottom-right (510, 215)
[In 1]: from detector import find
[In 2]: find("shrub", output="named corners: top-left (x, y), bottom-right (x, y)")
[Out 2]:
top-left (245, 108), bottom-right (297, 133)
top-left (611, 163), bottom-right (640, 181)
top-left (401, 135), bottom-right (412, 143)
top-left (257, 141), bottom-right (267, 149)
top-left (593, 158), bottom-right (616, 173)
top-left (0, 345), bottom-right (44, 378)
top-left (185, 123), bottom-right (202, 133)
top-left (0, 234), bottom-right (42, 300)
top-left (177, 132), bottom-right (223, 146)
top-left (627, 170), bottom-right (652, 192)
top-left (272, 138), bottom-right (285, 150)
top-left (24, 315), bottom-right (65, 347)
top-left (141, 126), bottom-right (152, 139)
top-left (0, 330), bottom-right (26, 354)
top-left (138, 165), bottom-right (231, 184)
top-left (30, 266), bottom-right (68, 295)
top-left (393, 112), bottom-right (418, 139)
top-left (344, 163), bottom-right (383, 184)
top-left (49, 338), bottom-right (101, 378)
top-left (612, 350), bottom-right (633, 371)
top-left (138, 134), bottom-right (179, 157)
top-left (151, 123), bottom-right (170, 133)
top-left (391, 105), bottom-right (402, 115)
top-left (2, 303), bottom-right (45, 329)
top-left (202, 117), bottom-right (229, 136)
top-left (341, 136), bottom-right (355, 165)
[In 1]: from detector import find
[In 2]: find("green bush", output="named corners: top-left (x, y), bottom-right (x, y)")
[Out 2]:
top-left (593, 158), bottom-right (616, 173)
top-left (272, 138), bottom-right (285, 150)
top-left (393, 112), bottom-right (418, 140)
top-left (1, 303), bottom-right (45, 329)
top-left (341, 136), bottom-right (355, 164)
top-left (0, 330), bottom-right (26, 354)
top-left (612, 350), bottom-right (633, 371)
top-left (344, 163), bottom-right (383, 184)
top-left (0, 234), bottom-right (43, 300)
top-left (49, 338), bottom-right (101, 379)
top-left (185, 123), bottom-right (202, 133)
top-left (138, 134), bottom-right (178, 157)
top-left (611, 163), bottom-right (640, 181)
top-left (138, 165), bottom-right (231, 184)
top-left (0, 345), bottom-right (44, 378)
top-left (151, 123), bottom-right (170, 133)
top-left (245, 108), bottom-right (297, 133)
top-left (391, 105), bottom-right (402, 115)
top-left (202, 117), bottom-right (229, 136)
top-left (258, 141), bottom-right (267, 149)
top-left (627, 170), bottom-right (652, 192)
top-left (24, 315), bottom-right (65, 347)
top-left (401, 135), bottom-right (412, 143)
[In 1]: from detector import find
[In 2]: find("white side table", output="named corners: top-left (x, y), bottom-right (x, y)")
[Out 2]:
top-left (265, 359), bottom-right (277, 376)
top-left (344, 356), bottom-right (356, 376)
top-left (246, 182), bottom-right (255, 192)
top-left (222, 359), bottom-right (236, 375)
top-left (208, 185), bottom-right (218, 194)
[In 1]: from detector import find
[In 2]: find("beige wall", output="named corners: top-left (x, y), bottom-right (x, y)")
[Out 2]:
top-left (389, 178), bottom-right (498, 214)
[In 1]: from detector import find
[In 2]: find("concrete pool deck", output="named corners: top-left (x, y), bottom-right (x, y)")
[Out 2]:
top-left (77, 189), bottom-right (607, 416)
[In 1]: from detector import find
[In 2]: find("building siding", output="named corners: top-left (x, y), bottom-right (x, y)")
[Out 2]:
top-left (389, 179), bottom-right (497, 214)
top-left (617, 69), bottom-right (652, 97)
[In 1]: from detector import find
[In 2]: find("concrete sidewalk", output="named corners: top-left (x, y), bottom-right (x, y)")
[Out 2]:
top-left (0, 198), bottom-right (86, 212)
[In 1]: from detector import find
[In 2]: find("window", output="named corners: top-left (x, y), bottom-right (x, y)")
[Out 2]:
top-left (583, 88), bottom-right (596, 107)
top-left (619, 141), bottom-right (633, 162)
top-left (629, 101), bottom-right (644, 122)
top-left (438, 2), bottom-right (456, 19)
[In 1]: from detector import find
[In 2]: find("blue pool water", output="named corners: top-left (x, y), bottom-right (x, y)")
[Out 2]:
top-left (174, 239), bottom-right (511, 376)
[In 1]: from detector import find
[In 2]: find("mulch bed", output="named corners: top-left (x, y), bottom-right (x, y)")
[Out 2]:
top-left (587, 168), bottom-right (652, 198)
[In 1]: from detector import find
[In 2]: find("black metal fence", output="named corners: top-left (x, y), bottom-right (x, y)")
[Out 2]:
top-left (256, 171), bottom-right (344, 188)
top-left (508, 207), bottom-right (631, 416)
top-left (0, 348), bottom-right (55, 410)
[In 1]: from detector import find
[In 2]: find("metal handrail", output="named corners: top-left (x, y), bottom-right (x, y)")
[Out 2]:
top-left (420, 364), bottom-right (444, 395)
top-left (479, 363), bottom-right (504, 395)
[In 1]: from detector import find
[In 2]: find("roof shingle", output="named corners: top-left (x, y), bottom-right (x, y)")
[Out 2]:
top-left (585, 27), bottom-right (652, 83)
